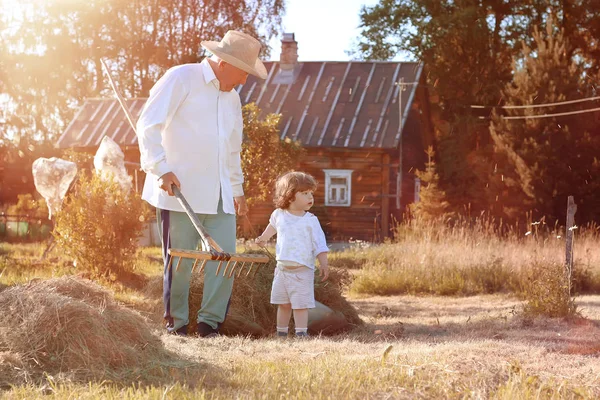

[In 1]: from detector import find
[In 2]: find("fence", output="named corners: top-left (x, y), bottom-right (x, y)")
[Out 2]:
top-left (0, 213), bottom-right (53, 241)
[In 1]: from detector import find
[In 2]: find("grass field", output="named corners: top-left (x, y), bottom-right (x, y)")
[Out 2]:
top-left (1, 223), bottom-right (600, 399)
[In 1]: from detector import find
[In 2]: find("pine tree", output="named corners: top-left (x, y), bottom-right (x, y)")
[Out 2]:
top-left (489, 20), bottom-right (600, 223)
top-left (410, 146), bottom-right (451, 221)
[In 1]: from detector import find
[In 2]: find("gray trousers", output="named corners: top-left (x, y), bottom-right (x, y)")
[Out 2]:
top-left (157, 197), bottom-right (236, 331)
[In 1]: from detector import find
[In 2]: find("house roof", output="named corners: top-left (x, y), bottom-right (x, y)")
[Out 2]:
top-left (56, 61), bottom-right (423, 150)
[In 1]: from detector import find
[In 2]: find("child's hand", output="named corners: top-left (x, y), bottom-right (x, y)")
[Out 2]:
top-left (319, 264), bottom-right (329, 281)
top-left (255, 236), bottom-right (267, 247)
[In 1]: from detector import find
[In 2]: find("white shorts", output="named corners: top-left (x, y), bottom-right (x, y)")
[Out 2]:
top-left (270, 262), bottom-right (316, 309)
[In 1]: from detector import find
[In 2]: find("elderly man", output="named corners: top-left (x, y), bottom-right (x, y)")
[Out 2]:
top-left (136, 30), bottom-right (267, 337)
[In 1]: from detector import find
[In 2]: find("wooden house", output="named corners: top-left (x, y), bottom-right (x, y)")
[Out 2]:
top-left (57, 33), bottom-right (433, 242)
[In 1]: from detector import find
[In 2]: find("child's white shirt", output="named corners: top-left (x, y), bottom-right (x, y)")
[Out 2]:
top-left (269, 209), bottom-right (329, 269)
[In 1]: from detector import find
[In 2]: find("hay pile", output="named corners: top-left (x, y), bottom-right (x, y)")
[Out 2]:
top-left (145, 254), bottom-right (362, 336)
top-left (0, 277), bottom-right (166, 388)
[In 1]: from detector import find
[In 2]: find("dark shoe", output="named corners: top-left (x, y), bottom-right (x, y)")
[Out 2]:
top-left (295, 331), bottom-right (309, 338)
top-left (197, 322), bottom-right (219, 338)
top-left (276, 331), bottom-right (288, 338)
top-left (170, 325), bottom-right (188, 336)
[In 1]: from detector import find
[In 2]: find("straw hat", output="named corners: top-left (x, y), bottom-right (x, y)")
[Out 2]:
top-left (201, 30), bottom-right (268, 79)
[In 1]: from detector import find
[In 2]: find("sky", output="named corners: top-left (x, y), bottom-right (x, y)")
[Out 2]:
top-left (267, 0), bottom-right (382, 62)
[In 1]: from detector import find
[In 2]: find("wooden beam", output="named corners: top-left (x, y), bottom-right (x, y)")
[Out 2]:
top-left (381, 153), bottom-right (391, 240)
top-left (168, 249), bottom-right (270, 264)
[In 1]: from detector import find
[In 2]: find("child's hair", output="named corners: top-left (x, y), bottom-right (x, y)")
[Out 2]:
top-left (274, 171), bottom-right (317, 209)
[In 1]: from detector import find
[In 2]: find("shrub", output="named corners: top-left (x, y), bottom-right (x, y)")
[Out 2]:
top-left (6, 193), bottom-right (48, 218)
top-left (53, 173), bottom-right (145, 280)
top-left (521, 262), bottom-right (578, 318)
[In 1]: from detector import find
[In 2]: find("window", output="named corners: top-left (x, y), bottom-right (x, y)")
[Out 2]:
top-left (414, 178), bottom-right (421, 203)
top-left (324, 169), bottom-right (353, 207)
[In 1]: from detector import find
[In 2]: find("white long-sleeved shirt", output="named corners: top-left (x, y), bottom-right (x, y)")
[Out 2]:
top-left (269, 209), bottom-right (329, 269)
top-left (136, 59), bottom-right (244, 214)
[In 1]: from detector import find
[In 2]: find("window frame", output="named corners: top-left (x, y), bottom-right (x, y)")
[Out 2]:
top-left (324, 169), bottom-right (353, 207)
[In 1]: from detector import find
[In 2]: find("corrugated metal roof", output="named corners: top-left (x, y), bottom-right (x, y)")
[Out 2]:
top-left (57, 61), bottom-right (423, 149)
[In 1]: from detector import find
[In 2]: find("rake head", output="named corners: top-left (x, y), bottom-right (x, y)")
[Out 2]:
top-left (168, 248), bottom-right (271, 278)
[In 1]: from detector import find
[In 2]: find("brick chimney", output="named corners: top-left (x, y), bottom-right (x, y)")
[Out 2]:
top-left (280, 33), bottom-right (298, 71)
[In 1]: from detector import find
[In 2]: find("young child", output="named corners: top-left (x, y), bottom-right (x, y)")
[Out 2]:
top-left (255, 171), bottom-right (329, 338)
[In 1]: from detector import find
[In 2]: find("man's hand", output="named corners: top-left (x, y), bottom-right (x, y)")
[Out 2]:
top-left (158, 172), bottom-right (181, 196)
top-left (234, 195), bottom-right (248, 216)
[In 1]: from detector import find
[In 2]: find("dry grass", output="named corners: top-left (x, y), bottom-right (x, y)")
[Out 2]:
top-left (3, 294), bottom-right (600, 398)
top-left (143, 253), bottom-right (362, 336)
top-left (349, 219), bottom-right (600, 297)
top-left (2, 224), bottom-right (600, 398)
top-left (0, 276), bottom-right (201, 388)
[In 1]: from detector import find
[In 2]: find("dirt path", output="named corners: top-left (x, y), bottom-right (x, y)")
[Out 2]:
top-left (159, 294), bottom-right (600, 396)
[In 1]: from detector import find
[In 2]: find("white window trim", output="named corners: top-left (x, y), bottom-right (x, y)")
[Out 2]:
top-left (324, 169), bottom-right (353, 207)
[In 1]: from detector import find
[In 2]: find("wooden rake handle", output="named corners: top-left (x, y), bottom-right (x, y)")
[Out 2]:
top-left (171, 185), bottom-right (229, 259)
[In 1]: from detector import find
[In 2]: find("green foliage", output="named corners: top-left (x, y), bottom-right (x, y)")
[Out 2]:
top-left (1, 0), bottom-right (285, 143)
top-left (6, 193), bottom-right (47, 217)
top-left (409, 146), bottom-right (451, 221)
top-left (241, 103), bottom-right (304, 206)
top-left (53, 173), bottom-right (145, 280)
top-left (489, 20), bottom-right (600, 223)
top-left (354, 1), bottom-right (600, 221)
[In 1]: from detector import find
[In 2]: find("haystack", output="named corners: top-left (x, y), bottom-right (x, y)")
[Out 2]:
top-left (144, 256), bottom-right (362, 336)
top-left (0, 277), bottom-right (166, 387)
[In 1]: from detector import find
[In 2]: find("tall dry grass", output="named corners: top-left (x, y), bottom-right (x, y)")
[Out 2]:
top-left (349, 215), bottom-right (600, 298)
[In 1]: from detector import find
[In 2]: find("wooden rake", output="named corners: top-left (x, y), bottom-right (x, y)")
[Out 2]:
top-left (101, 59), bottom-right (270, 278)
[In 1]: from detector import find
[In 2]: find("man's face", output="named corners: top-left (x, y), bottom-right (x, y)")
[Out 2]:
top-left (218, 61), bottom-right (249, 92)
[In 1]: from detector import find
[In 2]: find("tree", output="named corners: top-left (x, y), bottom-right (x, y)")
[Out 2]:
top-left (489, 21), bottom-right (600, 223)
top-left (0, 0), bottom-right (285, 144)
top-left (410, 146), bottom-right (451, 221)
top-left (241, 103), bottom-right (304, 207)
top-left (353, 0), bottom-right (517, 215)
top-left (353, 1), bottom-right (600, 219)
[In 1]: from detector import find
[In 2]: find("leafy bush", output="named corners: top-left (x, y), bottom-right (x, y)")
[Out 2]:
top-left (241, 103), bottom-right (303, 206)
top-left (53, 173), bottom-right (145, 280)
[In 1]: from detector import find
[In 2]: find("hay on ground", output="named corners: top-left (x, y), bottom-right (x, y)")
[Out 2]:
top-left (0, 276), bottom-right (166, 387)
top-left (144, 253), bottom-right (362, 336)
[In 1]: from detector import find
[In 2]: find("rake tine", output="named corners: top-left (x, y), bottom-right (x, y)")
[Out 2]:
top-left (245, 262), bottom-right (255, 277)
top-left (222, 260), bottom-right (233, 277)
top-left (237, 261), bottom-right (247, 278)
top-left (227, 261), bottom-right (239, 278)
top-left (198, 260), bottom-right (208, 274)
top-left (191, 259), bottom-right (199, 273)
top-left (215, 260), bottom-right (224, 276)
top-left (175, 257), bottom-right (182, 272)
top-left (252, 261), bottom-right (261, 278)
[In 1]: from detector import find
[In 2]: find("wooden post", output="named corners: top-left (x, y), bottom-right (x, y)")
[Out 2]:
top-left (565, 196), bottom-right (577, 297)
top-left (381, 153), bottom-right (390, 240)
